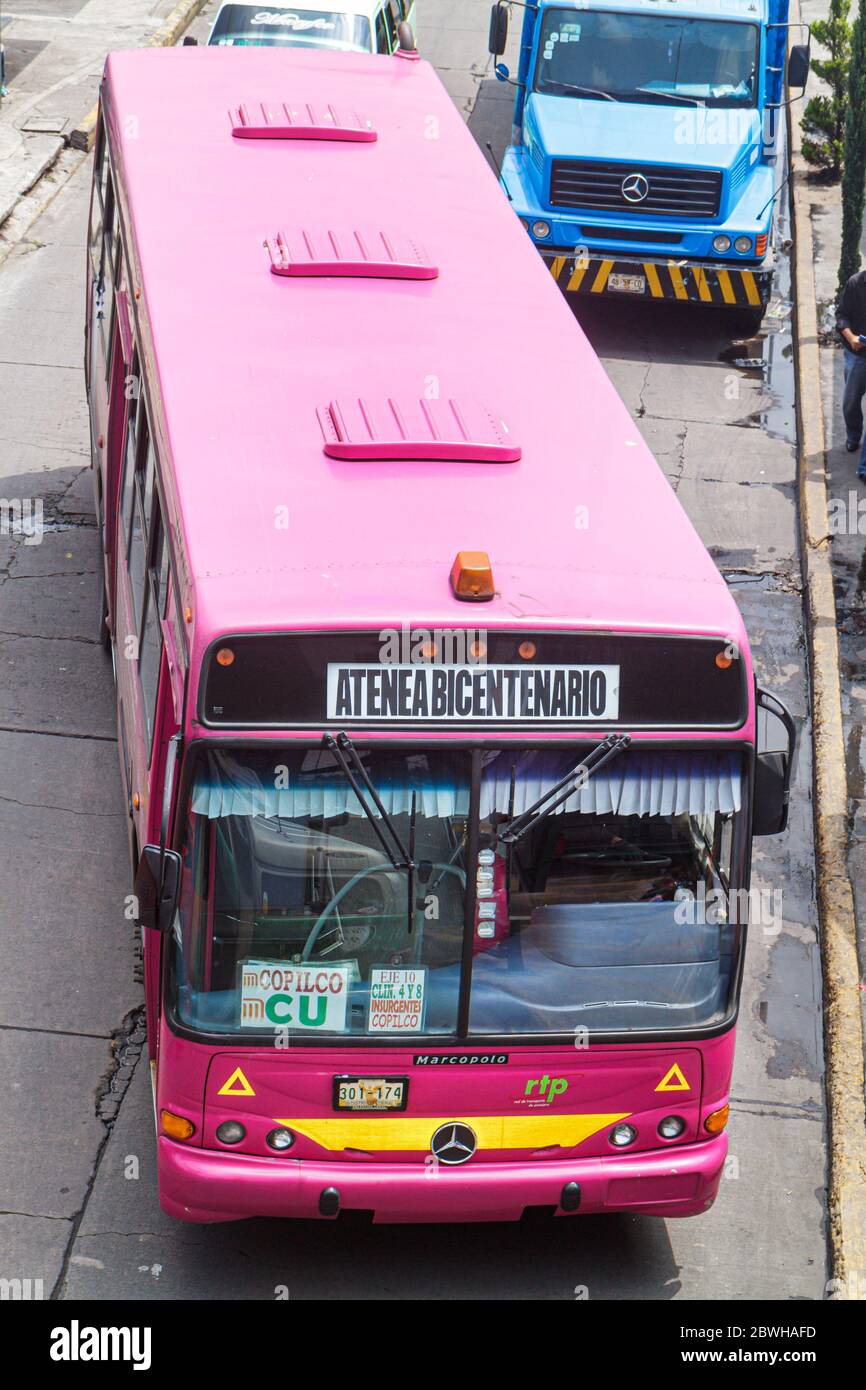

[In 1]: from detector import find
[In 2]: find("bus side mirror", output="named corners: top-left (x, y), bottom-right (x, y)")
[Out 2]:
top-left (489, 3), bottom-right (509, 56)
top-left (396, 21), bottom-right (417, 53)
top-left (753, 689), bottom-right (797, 836)
top-left (787, 44), bottom-right (810, 92)
top-left (135, 845), bottom-right (182, 933)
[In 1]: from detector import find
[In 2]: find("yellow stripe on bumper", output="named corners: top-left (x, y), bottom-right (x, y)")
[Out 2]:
top-left (692, 265), bottom-right (713, 303)
top-left (590, 259), bottom-right (614, 292)
top-left (566, 261), bottom-right (589, 291)
top-left (741, 270), bottom-right (761, 306)
top-left (667, 262), bottom-right (689, 301)
top-left (644, 261), bottom-right (664, 298)
top-left (716, 268), bottom-right (737, 305)
top-left (274, 1112), bottom-right (631, 1153)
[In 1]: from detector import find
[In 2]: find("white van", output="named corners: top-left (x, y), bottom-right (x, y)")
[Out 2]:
top-left (207, 3), bottom-right (416, 55)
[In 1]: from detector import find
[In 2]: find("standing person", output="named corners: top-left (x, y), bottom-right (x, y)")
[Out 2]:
top-left (837, 267), bottom-right (866, 480)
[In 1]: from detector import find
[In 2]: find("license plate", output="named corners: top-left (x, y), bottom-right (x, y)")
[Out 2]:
top-left (334, 1076), bottom-right (408, 1111)
top-left (608, 273), bottom-right (646, 294)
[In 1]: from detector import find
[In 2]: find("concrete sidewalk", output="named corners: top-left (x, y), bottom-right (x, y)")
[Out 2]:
top-left (798, 0), bottom-right (866, 1088)
top-left (0, 0), bottom-right (189, 227)
top-left (793, 0), bottom-right (866, 1291)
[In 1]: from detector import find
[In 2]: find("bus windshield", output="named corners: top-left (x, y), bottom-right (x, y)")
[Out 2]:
top-left (170, 745), bottom-right (744, 1040)
top-left (209, 5), bottom-right (372, 52)
top-left (533, 9), bottom-right (759, 108)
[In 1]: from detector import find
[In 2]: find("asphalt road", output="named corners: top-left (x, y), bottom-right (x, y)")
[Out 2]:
top-left (0, 0), bottom-right (827, 1300)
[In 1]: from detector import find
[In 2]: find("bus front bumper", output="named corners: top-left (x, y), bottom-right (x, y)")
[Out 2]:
top-left (542, 248), bottom-right (772, 311)
top-left (158, 1132), bottom-right (728, 1224)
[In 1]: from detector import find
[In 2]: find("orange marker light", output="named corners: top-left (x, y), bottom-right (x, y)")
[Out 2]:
top-left (704, 1104), bottom-right (730, 1135)
top-left (216, 647), bottom-right (235, 667)
top-left (518, 640), bottom-right (537, 661)
top-left (419, 640), bottom-right (438, 661)
top-left (469, 638), bottom-right (487, 660)
top-left (450, 551), bottom-right (495, 603)
top-left (184, 606), bottom-right (193, 624)
top-left (161, 1109), bottom-right (195, 1141)
top-left (715, 650), bottom-right (734, 670)
top-left (132, 793), bottom-right (140, 810)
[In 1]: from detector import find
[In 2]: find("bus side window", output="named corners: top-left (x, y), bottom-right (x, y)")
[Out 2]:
top-left (140, 499), bottom-right (166, 754)
top-left (119, 348), bottom-right (140, 543)
top-left (374, 7), bottom-right (389, 53)
top-left (128, 409), bottom-right (152, 636)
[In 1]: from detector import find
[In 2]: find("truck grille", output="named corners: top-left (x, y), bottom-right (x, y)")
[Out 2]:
top-left (550, 160), bottom-right (722, 218)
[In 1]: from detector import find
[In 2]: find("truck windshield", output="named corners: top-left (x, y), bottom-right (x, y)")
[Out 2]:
top-left (169, 745), bottom-right (745, 1040)
top-left (534, 10), bottom-right (759, 108)
top-left (209, 5), bottom-right (372, 53)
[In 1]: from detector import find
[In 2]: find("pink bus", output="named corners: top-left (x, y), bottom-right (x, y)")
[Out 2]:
top-left (86, 43), bottom-right (795, 1224)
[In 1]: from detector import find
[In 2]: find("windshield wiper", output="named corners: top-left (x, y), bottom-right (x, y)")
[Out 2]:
top-left (496, 733), bottom-right (632, 846)
top-left (323, 732), bottom-right (410, 869)
top-left (551, 82), bottom-right (619, 102)
top-left (635, 87), bottom-right (704, 107)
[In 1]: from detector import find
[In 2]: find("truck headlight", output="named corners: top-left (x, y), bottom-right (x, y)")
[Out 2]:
top-left (734, 236), bottom-right (752, 254)
top-left (713, 235), bottom-right (731, 253)
top-left (532, 220), bottom-right (551, 239)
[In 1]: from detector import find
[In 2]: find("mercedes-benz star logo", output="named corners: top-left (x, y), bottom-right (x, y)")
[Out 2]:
top-left (621, 172), bottom-right (650, 203)
top-left (430, 1122), bottom-right (477, 1165)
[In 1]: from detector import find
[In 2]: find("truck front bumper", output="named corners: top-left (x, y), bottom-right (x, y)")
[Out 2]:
top-left (542, 248), bottom-right (772, 310)
top-left (158, 1131), bottom-right (727, 1224)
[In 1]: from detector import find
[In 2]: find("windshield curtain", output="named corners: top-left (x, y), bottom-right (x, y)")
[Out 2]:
top-left (169, 745), bottom-right (746, 1040)
top-left (534, 9), bottom-right (760, 108)
top-left (210, 5), bottom-right (372, 52)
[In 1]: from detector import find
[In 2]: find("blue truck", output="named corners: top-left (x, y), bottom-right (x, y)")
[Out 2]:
top-left (489, 0), bottom-right (809, 328)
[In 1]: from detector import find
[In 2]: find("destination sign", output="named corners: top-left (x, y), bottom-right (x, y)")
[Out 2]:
top-left (201, 630), bottom-right (747, 729)
top-left (326, 664), bottom-right (620, 722)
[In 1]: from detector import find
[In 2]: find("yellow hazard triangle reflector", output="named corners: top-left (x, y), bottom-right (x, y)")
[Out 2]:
top-left (655, 1063), bottom-right (691, 1093)
top-left (218, 1066), bottom-right (255, 1097)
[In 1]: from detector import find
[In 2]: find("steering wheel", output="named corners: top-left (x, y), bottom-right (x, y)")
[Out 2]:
top-left (301, 863), bottom-right (467, 962)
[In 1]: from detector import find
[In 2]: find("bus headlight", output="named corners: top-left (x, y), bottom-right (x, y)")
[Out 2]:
top-left (609, 1122), bottom-right (637, 1147)
top-left (532, 220), bottom-right (551, 239)
top-left (216, 1121), bottom-right (246, 1145)
top-left (658, 1115), bottom-right (686, 1140)
top-left (266, 1128), bottom-right (295, 1152)
top-left (734, 236), bottom-right (752, 254)
top-left (712, 235), bottom-right (731, 253)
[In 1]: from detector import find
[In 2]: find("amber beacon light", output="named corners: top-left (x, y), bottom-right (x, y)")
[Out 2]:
top-left (450, 551), bottom-right (495, 602)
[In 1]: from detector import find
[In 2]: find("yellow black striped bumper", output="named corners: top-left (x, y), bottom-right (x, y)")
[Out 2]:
top-left (544, 252), bottom-right (772, 309)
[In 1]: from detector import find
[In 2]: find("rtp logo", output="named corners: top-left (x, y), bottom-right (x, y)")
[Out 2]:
top-left (525, 1075), bottom-right (568, 1101)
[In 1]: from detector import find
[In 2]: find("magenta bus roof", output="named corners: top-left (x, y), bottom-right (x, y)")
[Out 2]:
top-left (103, 46), bottom-right (746, 656)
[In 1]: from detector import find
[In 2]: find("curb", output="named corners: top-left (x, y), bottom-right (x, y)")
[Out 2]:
top-left (68, 0), bottom-right (208, 151)
top-left (787, 3), bottom-right (866, 1297)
